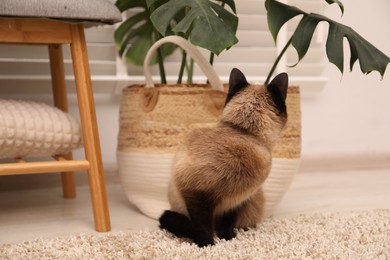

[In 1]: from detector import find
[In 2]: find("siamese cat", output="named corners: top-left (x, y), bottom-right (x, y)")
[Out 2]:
top-left (159, 68), bottom-right (288, 247)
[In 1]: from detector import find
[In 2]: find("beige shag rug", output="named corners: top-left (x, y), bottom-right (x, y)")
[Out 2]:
top-left (1, 209), bottom-right (389, 259)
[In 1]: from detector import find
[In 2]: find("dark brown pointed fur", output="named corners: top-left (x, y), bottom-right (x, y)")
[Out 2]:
top-left (159, 68), bottom-right (288, 247)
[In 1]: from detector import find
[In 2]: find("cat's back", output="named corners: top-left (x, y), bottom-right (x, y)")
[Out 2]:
top-left (185, 126), bottom-right (263, 160)
top-left (186, 126), bottom-right (270, 160)
top-left (173, 125), bottom-right (272, 191)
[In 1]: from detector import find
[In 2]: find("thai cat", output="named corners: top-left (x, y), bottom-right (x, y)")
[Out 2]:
top-left (159, 68), bottom-right (288, 247)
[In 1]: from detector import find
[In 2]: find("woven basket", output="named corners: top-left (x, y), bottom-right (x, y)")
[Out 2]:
top-left (117, 36), bottom-right (301, 219)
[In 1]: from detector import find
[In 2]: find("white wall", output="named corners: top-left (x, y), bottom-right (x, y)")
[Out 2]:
top-left (301, 0), bottom-right (390, 161)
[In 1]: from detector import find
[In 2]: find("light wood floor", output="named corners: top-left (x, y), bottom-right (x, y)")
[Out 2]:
top-left (1, 165), bottom-right (389, 245)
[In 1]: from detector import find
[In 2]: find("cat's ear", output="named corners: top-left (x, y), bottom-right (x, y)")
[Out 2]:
top-left (225, 68), bottom-right (249, 105)
top-left (267, 73), bottom-right (288, 113)
top-left (267, 72), bottom-right (288, 100)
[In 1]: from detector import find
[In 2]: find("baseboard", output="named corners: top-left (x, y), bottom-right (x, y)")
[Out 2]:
top-left (299, 153), bottom-right (390, 173)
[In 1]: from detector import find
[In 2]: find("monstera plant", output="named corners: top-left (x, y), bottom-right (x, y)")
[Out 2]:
top-left (114, 0), bottom-right (390, 85)
top-left (114, 0), bottom-right (238, 83)
top-left (265, 0), bottom-right (390, 84)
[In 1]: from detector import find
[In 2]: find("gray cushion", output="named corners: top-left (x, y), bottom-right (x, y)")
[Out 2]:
top-left (0, 0), bottom-right (122, 24)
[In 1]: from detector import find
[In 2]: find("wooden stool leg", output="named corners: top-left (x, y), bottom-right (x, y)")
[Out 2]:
top-left (48, 44), bottom-right (76, 199)
top-left (59, 153), bottom-right (76, 198)
top-left (69, 24), bottom-right (111, 232)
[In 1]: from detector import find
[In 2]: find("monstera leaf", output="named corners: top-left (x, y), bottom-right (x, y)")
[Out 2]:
top-left (114, 0), bottom-right (177, 66)
top-left (324, 0), bottom-right (344, 14)
top-left (150, 0), bottom-right (238, 55)
top-left (265, 0), bottom-right (390, 78)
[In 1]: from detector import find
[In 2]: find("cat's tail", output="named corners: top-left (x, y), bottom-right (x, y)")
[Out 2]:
top-left (159, 210), bottom-right (194, 238)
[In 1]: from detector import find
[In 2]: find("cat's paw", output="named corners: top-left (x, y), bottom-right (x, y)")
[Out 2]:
top-left (159, 210), bottom-right (192, 238)
top-left (193, 235), bottom-right (215, 247)
top-left (192, 228), bottom-right (215, 247)
top-left (217, 228), bottom-right (237, 241)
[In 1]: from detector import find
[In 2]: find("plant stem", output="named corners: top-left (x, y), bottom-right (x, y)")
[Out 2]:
top-left (265, 35), bottom-right (293, 85)
top-left (157, 47), bottom-right (167, 84)
top-left (154, 31), bottom-right (167, 84)
top-left (187, 58), bottom-right (194, 84)
top-left (209, 52), bottom-right (214, 66)
top-left (177, 50), bottom-right (187, 84)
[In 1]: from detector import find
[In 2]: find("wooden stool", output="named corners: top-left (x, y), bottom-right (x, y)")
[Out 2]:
top-left (0, 1), bottom-right (121, 232)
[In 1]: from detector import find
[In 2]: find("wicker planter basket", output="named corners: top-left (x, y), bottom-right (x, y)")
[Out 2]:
top-left (117, 36), bottom-right (301, 219)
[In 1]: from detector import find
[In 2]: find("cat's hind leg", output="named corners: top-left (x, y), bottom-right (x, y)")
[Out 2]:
top-left (183, 191), bottom-right (216, 247)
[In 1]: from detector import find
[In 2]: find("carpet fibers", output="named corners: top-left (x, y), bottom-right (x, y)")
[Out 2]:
top-left (1, 209), bottom-right (389, 259)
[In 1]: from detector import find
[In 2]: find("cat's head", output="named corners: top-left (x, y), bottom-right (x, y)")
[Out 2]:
top-left (221, 68), bottom-right (288, 147)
